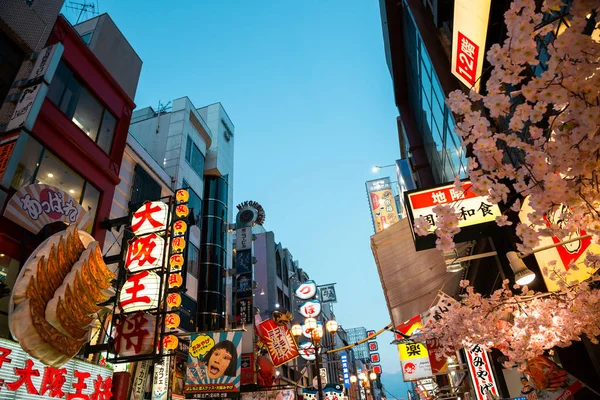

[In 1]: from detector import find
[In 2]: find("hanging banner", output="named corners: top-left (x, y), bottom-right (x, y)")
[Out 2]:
top-left (398, 343), bottom-right (433, 382)
top-left (256, 319), bottom-right (299, 367)
top-left (425, 338), bottom-right (449, 375)
top-left (319, 284), bottom-right (337, 303)
top-left (465, 345), bottom-right (499, 400)
top-left (186, 331), bottom-right (243, 397)
top-left (153, 355), bottom-right (170, 400)
top-left (395, 315), bottom-right (423, 340)
top-left (3, 184), bottom-right (93, 234)
top-left (422, 292), bottom-right (460, 328)
top-left (451, 0), bottom-right (491, 92)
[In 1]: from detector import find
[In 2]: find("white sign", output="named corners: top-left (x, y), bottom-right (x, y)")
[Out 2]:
top-left (320, 284), bottom-right (337, 303)
top-left (407, 181), bottom-right (501, 234)
top-left (131, 201), bottom-right (169, 236)
top-left (0, 338), bottom-right (112, 399)
top-left (299, 342), bottom-right (320, 361)
top-left (465, 345), bottom-right (499, 400)
top-left (152, 356), bottom-right (170, 400)
top-left (295, 280), bottom-right (317, 300)
top-left (125, 233), bottom-right (166, 272)
top-left (298, 299), bottom-right (322, 318)
top-left (3, 184), bottom-right (92, 234)
top-left (131, 360), bottom-right (152, 400)
top-left (451, 0), bottom-right (492, 92)
top-left (422, 292), bottom-right (459, 328)
top-left (119, 270), bottom-right (161, 312)
top-left (29, 43), bottom-right (62, 83)
top-left (235, 227), bottom-right (252, 251)
top-left (6, 83), bottom-right (47, 132)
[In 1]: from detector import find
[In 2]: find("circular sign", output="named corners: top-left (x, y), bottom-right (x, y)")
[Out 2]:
top-left (176, 189), bottom-right (189, 203)
top-left (167, 293), bottom-right (182, 309)
top-left (295, 280), bottom-right (317, 300)
top-left (131, 202), bottom-right (169, 236)
top-left (119, 271), bottom-right (161, 312)
top-left (299, 341), bottom-right (320, 361)
top-left (163, 334), bottom-right (179, 350)
top-left (165, 313), bottom-right (181, 329)
top-left (176, 204), bottom-right (189, 218)
top-left (168, 273), bottom-right (183, 288)
top-left (298, 299), bottom-right (322, 318)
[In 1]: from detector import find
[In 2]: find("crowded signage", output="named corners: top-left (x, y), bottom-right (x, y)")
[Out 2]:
top-left (366, 177), bottom-right (399, 233)
top-left (451, 0), bottom-right (491, 92)
top-left (423, 292), bottom-right (459, 328)
top-left (295, 280), bottom-right (317, 300)
top-left (185, 332), bottom-right (243, 397)
top-left (425, 338), bottom-right (450, 375)
top-left (341, 353), bottom-right (350, 388)
top-left (465, 345), bottom-right (499, 400)
top-left (0, 338), bottom-right (112, 399)
top-left (398, 343), bottom-right (433, 382)
top-left (372, 365), bottom-right (382, 374)
top-left (519, 196), bottom-right (600, 292)
top-left (256, 319), bottom-right (299, 367)
top-left (3, 184), bottom-right (93, 234)
top-left (298, 342), bottom-right (318, 362)
top-left (236, 299), bottom-right (253, 325)
top-left (368, 342), bottom-right (378, 352)
top-left (405, 181), bottom-right (501, 250)
top-left (153, 355), bottom-right (170, 400)
top-left (370, 353), bottom-right (380, 363)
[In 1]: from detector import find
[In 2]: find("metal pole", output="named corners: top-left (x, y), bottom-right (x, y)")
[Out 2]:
top-left (370, 379), bottom-right (376, 400)
top-left (315, 340), bottom-right (324, 400)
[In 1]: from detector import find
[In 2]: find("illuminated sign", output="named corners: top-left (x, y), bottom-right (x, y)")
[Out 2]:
top-left (398, 343), bottom-right (432, 382)
top-left (119, 271), bottom-right (161, 312)
top-left (372, 365), bottom-right (382, 374)
top-left (152, 355), bottom-right (169, 400)
top-left (125, 233), bottom-right (165, 272)
top-left (451, 0), bottom-right (491, 92)
top-left (163, 335), bottom-right (179, 351)
top-left (295, 281), bottom-right (317, 300)
top-left (131, 202), bottom-right (169, 236)
top-left (519, 196), bottom-right (600, 292)
top-left (341, 353), bottom-right (351, 388)
top-left (0, 338), bottom-right (112, 399)
top-left (370, 353), bottom-right (380, 363)
top-left (366, 178), bottom-right (399, 233)
top-left (298, 342), bottom-right (319, 361)
top-left (166, 313), bottom-right (181, 330)
top-left (114, 312), bottom-right (156, 357)
top-left (465, 345), bottom-right (499, 400)
top-left (405, 181), bottom-right (501, 250)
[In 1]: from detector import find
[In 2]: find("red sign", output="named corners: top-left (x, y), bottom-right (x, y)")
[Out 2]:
top-left (372, 365), bottom-right (382, 374)
top-left (395, 315), bottom-right (423, 339)
top-left (240, 353), bottom-right (255, 385)
top-left (465, 345), bottom-right (499, 400)
top-left (366, 330), bottom-right (375, 337)
top-left (370, 353), bottom-right (380, 363)
top-left (426, 338), bottom-right (449, 375)
top-left (256, 319), bottom-right (299, 367)
top-left (368, 342), bottom-right (378, 352)
top-left (455, 31), bottom-right (479, 87)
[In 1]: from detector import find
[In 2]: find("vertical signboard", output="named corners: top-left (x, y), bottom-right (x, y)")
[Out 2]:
top-left (451, 0), bottom-right (492, 92)
top-left (465, 345), bottom-right (499, 400)
top-left (235, 228), bottom-right (253, 327)
top-left (398, 343), bottom-right (433, 382)
top-left (240, 353), bottom-right (255, 385)
top-left (256, 319), bottom-right (300, 367)
top-left (186, 331), bottom-right (243, 398)
top-left (366, 178), bottom-right (399, 233)
top-left (153, 356), bottom-right (170, 400)
top-left (341, 353), bottom-right (351, 388)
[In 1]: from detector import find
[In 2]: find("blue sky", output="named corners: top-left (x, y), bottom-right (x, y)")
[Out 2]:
top-left (63, 1), bottom-right (410, 397)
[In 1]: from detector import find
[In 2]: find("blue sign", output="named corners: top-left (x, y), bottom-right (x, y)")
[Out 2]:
top-left (341, 353), bottom-right (350, 388)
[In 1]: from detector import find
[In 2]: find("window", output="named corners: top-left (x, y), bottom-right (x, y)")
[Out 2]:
top-left (276, 252), bottom-right (282, 279)
top-left (283, 260), bottom-right (289, 285)
top-left (184, 135), bottom-right (205, 178)
top-left (47, 61), bottom-right (116, 153)
top-left (81, 32), bottom-right (93, 44)
top-left (182, 180), bottom-right (202, 226)
top-left (188, 243), bottom-right (199, 278)
top-left (277, 288), bottom-right (284, 307)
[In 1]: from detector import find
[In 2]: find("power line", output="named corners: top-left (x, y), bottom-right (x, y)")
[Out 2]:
top-left (383, 387), bottom-right (407, 400)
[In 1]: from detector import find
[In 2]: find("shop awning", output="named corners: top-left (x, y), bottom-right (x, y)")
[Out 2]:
top-left (371, 218), bottom-right (462, 326)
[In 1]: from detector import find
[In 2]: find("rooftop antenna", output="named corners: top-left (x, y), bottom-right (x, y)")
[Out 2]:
top-left (65, 1), bottom-right (99, 24)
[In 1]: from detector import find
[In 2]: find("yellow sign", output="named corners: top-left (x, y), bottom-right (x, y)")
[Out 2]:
top-left (398, 343), bottom-right (429, 361)
top-left (190, 335), bottom-right (215, 358)
top-left (367, 179), bottom-right (400, 233)
top-left (519, 196), bottom-right (600, 292)
top-left (176, 189), bottom-right (189, 203)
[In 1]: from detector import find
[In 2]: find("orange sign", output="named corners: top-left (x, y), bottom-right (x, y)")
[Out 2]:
top-left (169, 254), bottom-right (184, 270)
top-left (0, 133), bottom-right (19, 182)
top-left (168, 273), bottom-right (183, 288)
top-left (173, 220), bottom-right (187, 236)
top-left (176, 189), bottom-right (189, 204)
top-left (163, 335), bottom-right (179, 351)
top-left (165, 313), bottom-right (180, 329)
top-left (172, 237), bottom-right (186, 253)
top-left (167, 293), bottom-right (182, 309)
top-left (176, 204), bottom-right (189, 218)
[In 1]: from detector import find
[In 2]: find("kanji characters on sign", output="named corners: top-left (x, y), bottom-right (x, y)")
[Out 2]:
top-left (466, 345), bottom-right (499, 400)
top-left (455, 32), bottom-right (479, 87)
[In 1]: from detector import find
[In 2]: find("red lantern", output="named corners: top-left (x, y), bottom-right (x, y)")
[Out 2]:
top-left (167, 293), bottom-right (182, 309)
top-left (163, 335), bottom-right (178, 351)
top-left (165, 313), bottom-right (180, 329)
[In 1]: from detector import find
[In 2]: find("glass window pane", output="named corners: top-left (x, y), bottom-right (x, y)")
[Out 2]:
top-left (185, 136), bottom-right (192, 163)
top-left (46, 61), bottom-right (70, 107)
top-left (35, 152), bottom-right (85, 198)
top-left (10, 136), bottom-right (43, 190)
top-left (97, 110), bottom-right (116, 153)
top-left (72, 87), bottom-right (103, 140)
top-left (420, 62), bottom-right (432, 105)
top-left (192, 143), bottom-right (205, 176)
top-left (81, 182), bottom-right (100, 231)
top-left (187, 243), bottom-right (199, 278)
top-left (59, 71), bottom-right (81, 118)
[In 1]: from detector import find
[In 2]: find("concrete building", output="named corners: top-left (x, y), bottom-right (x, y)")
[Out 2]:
top-left (129, 97), bottom-right (235, 332)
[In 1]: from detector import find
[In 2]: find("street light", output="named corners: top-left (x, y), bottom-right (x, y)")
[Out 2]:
top-left (305, 317), bottom-right (317, 331)
top-left (350, 375), bottom-right (357, 384)
top-left (507, 252), bottom-right (536, 285)
top-left (326, 319), bottom-right (338, 333)
top-left (372, 164), bottom-right (396, 173)
top-left (369, 372), bottom-right (377, 381)
top-left (358, 372), bottom-right (366, 381)
top-left (291, 324), bottom-right (303, 337)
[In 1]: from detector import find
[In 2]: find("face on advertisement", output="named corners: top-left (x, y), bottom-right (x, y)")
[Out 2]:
top-left (203, 340), bottom-right (238, 379)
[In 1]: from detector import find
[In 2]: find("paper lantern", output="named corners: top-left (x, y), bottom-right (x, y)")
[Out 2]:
top-left (168, 273), bottom-right (183, 288)
top-left (176, 189), bottom-right (189, 204)
top-left (171, 237), bottom-right (186, 253)
top-left (298, 299), bottom-right (322, 318)
top-left (166, 293), bottom-right (181, 309)
top-left (125, 233), bottom-right (165, 272)
top-left (119, 271), bottom-right (161, 312)
top-left (131, 202), bottom-right (169, 236)
top-left (165, 313), bottom-right (180, 329)
top-left (173, 220), bottom-right (187, 236)
top-left (299, 342), bottom-right (319, 361)
top-left (163, 335), bottom-right (179, 351)
top-left (295, 280), bottom-right (317, 300)
top-left (114, 312), bottom-right (156, 357)
top-left (169, 254), bottom-right (184, 271)
top-left (175, 204), bottom-right (189, 218)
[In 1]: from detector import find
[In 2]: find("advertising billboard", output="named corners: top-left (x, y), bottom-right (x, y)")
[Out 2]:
top-left (398, 343), bottom-right (433, 382)
top-left (366, 178), bottom-right (399, 233)
top-left (186, 331), bottom-right (243, 397)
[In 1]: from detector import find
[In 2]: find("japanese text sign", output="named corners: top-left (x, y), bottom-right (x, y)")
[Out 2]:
top-left (319, 284), bottom-right (337, 303)
top-left (3, 184), bottom-right (92, 234)
top-left (294, 281), bottom-right (317, 300)
top-left (114, 312), bottom-right (156, 357)
top-left (119, 270), bottom-right (161, 312)
top-left (341, 353), bottom-right (350, 388)
top-left (370, 353), bottom-right (380, 363)
top-left (0, 338), bottom-right (112, 399)
top-left (235, 227), bottom-right (252, 251)
top-left (398, 343), bottom-right (433, 382)
top-left (372, 365), bottom-right (382, 374)
top-left (256, 319), bottom-right (299, 367)
top-left (425, 338), bottom-right (450, 375)
top-left (298, 342), bottom-right (318, 361)
top-left (240, 353), bottom-right (255, 386)
top-left (186, 331), bottom-right (243, 395)
top-left (423, 292), bottom-right (460, 328)
top-left (131, 202), bottom-right (169, 236)
top-left (405, 181), bottom-right (501, 250)
top-left (366, 177), bottom-right (399, 233)
top-left (451, 0), bottom-right (491, 92)
top-left (297, 299), bottom-right (321, 318)
top-left (368, 342), bottom-right (378, 352)
top-left (125, 233), bottom-right (165, 272)
top-left (465, 345), bottom-right (499, 400)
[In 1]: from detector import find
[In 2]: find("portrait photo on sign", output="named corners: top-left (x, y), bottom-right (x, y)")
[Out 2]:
top-left (186, 331), bottom-right (243, 393)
